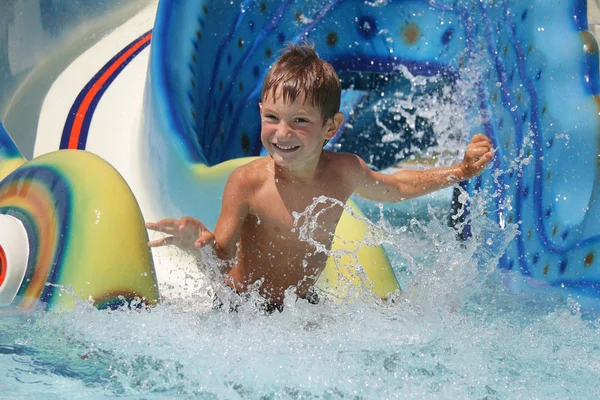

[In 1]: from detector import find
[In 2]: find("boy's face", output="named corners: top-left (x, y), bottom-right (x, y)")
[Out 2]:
top-left (259, 91), bottom-right (343, 171)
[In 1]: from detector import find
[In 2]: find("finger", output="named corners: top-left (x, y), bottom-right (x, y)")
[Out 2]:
top-left (469, 140), bottom-right (492, 152)
top-left (469, 139), bottom-right (492, 151)
top-left (155, 218), bottom-right (179, 225)
top-left (470, 133), bottom-right (489, 143)
top-left (146, 221), bottom-right (176, 233)
top-left (195, 231), bottom-right (215, 248)
top-left (178, 216), bottom-right (200, 231)
top-left (147, 236), bottom-right (175, 248)
top-left (465, 148), bottom-right (491, 162)
top-left (194, 239), bottom-right (211, 248)
top-left (468, 146), bottom-right (492, 157)
top-left (471, 151), bottom-right (494, 169)
top-left (145, 222), bottom-right (178, 234)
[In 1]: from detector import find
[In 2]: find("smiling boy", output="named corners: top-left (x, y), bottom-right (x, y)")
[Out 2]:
top-left (146, 44), bottom-right (493, 310)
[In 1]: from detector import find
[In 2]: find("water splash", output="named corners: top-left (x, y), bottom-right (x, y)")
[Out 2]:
top-left (291, 187), bottom-right (518, 316)
top-left (3, 244), bottom-right (600, 398)
top-left (0, 185), bottom-right (595, 397)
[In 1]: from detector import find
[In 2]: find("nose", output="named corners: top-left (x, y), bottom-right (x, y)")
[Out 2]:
top-left (275, 121), bottom-right (293, 138)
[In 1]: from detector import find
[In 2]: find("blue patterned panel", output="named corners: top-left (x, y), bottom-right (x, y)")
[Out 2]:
top-left (149, 0), bottom-right (600, 304)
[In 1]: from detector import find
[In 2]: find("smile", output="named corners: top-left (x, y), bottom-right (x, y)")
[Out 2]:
top-left (273, 143), bottom-right (300, 152)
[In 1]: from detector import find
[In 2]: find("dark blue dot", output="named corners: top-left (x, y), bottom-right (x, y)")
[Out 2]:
top-left (357, 15), bottom-right (377, 39)
top-left (188, 63), bottom-right (195, 74)
top-left (253, 65), bottom-right (260, 78)
top-left (509, 70), bottom-right (514, 82)
top-left (228, 102), bottom-right (233, 115)
top-left (249, 21), bottom-right (255, 31)
top-left (536, 70), bottom-right (542, 80)
top-left (523, 187), bottom-right (529, 199)
top-left (561, 231), bottom-right (569, 240)
top-left (559, 259), bottom-right (567, 274)
top-left (521, 9), bottom-right (528, 20)
top-left (507, 260), bottom-right (514, 270)
top-left (498, 118), bottom-right (504, 129)
top-left (441, 27), bottom-right (454, 45)
top-left (545, 208), bottom-right (552, 218)
top-left (277, 32), bottom-right (286, 44)
top-left (546, 138), bottom-right (553, 148)
top-left (522, 112), bottom-right (527, 121)
top-left (227, 54), bottom-right (232, 65)
top-left (509, 171), bottom-right (514, 178)
top-left (187, 91), bottom-right (194, 103)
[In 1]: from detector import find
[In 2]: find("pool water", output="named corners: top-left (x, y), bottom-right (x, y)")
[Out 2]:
top-left (2, 189), bottom-right (599, 399)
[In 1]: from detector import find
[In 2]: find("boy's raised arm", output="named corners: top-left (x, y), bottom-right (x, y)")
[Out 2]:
top-left (353, 134), bottom-right (494, 202)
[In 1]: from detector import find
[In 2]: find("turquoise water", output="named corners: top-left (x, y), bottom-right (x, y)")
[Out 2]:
top-left (2, 191), bottom-right (600, 399)
top-left (3, 0), bottom-right (600, 396)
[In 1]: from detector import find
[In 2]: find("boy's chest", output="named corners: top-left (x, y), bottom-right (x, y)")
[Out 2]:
top-left (249, 181), bottom-right (352, 243)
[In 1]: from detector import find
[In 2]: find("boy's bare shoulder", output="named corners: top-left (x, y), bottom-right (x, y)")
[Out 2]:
top-left (322, 150), bottom-right (364, 171)
top-left (228, 157), bottom-right (271, 188)
top-left (321, 151), bottom-right (370, 188)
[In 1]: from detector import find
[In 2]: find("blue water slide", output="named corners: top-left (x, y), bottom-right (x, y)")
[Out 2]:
top-left (461, 0), bottom-right (600, 303)
top-left (143, 0), bottom-right (600, 305)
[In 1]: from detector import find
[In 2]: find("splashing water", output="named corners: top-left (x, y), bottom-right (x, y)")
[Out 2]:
top-left (374, 65), bottom-right (473, 164)
top-left (2, 187), bottom-right (600, 398)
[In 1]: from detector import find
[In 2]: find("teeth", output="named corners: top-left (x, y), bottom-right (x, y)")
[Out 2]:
top-left (275, 144), bottom-right (297, 150)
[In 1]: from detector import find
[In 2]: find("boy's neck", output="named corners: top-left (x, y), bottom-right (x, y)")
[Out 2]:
top-left (272, 152), bottom-right (324, 183)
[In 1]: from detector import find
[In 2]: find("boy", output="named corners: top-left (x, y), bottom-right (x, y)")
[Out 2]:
top-left (146, 44), bottom-right (493, 310)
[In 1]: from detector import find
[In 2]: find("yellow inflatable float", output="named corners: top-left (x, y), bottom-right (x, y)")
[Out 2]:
top-left (0, 125), bottom-right (159, 312)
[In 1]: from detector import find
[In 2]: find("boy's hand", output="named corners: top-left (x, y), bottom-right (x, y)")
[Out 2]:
top-left (145, 217), bottom-right (215, 253)
top-left (459, 133), bottom-right (494, 179)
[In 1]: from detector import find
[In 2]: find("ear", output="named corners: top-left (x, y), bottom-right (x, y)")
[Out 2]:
top-left (325, 112), bottom-right (344, 139)
top-left (258, 102), bottom-right (263, 113)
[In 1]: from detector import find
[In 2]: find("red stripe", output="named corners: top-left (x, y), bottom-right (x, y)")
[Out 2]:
top-left (0, 245), bottom-right (6, 287)
top-left (68, 32), bottom-right (153, 149)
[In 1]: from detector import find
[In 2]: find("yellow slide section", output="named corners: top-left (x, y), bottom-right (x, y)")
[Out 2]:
top-left (318, 199), bottom-right (401, 300)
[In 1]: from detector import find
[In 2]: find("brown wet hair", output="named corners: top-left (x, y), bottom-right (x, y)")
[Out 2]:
top-left (261, 43), bottom-right (341, 124)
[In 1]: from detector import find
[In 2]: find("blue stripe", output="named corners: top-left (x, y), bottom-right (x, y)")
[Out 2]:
top-left (60, 30), bottom-right (152, 150)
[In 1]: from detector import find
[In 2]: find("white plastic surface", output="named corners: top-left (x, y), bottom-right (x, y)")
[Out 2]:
top-left (0, 214), bottom-right (30, 306)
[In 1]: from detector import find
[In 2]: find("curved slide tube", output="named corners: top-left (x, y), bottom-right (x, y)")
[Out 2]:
top-left (0, 122), bottom-right (159, 312)
top-left (460, 1), bottom-right (600, 305)
top-left (143, 0), bottom-right (600, 306)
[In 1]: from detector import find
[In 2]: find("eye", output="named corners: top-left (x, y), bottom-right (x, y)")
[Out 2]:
top-left (264, 114), bottom-right (279, 121)
top-left (294, 117), bottom-right (309, 123)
